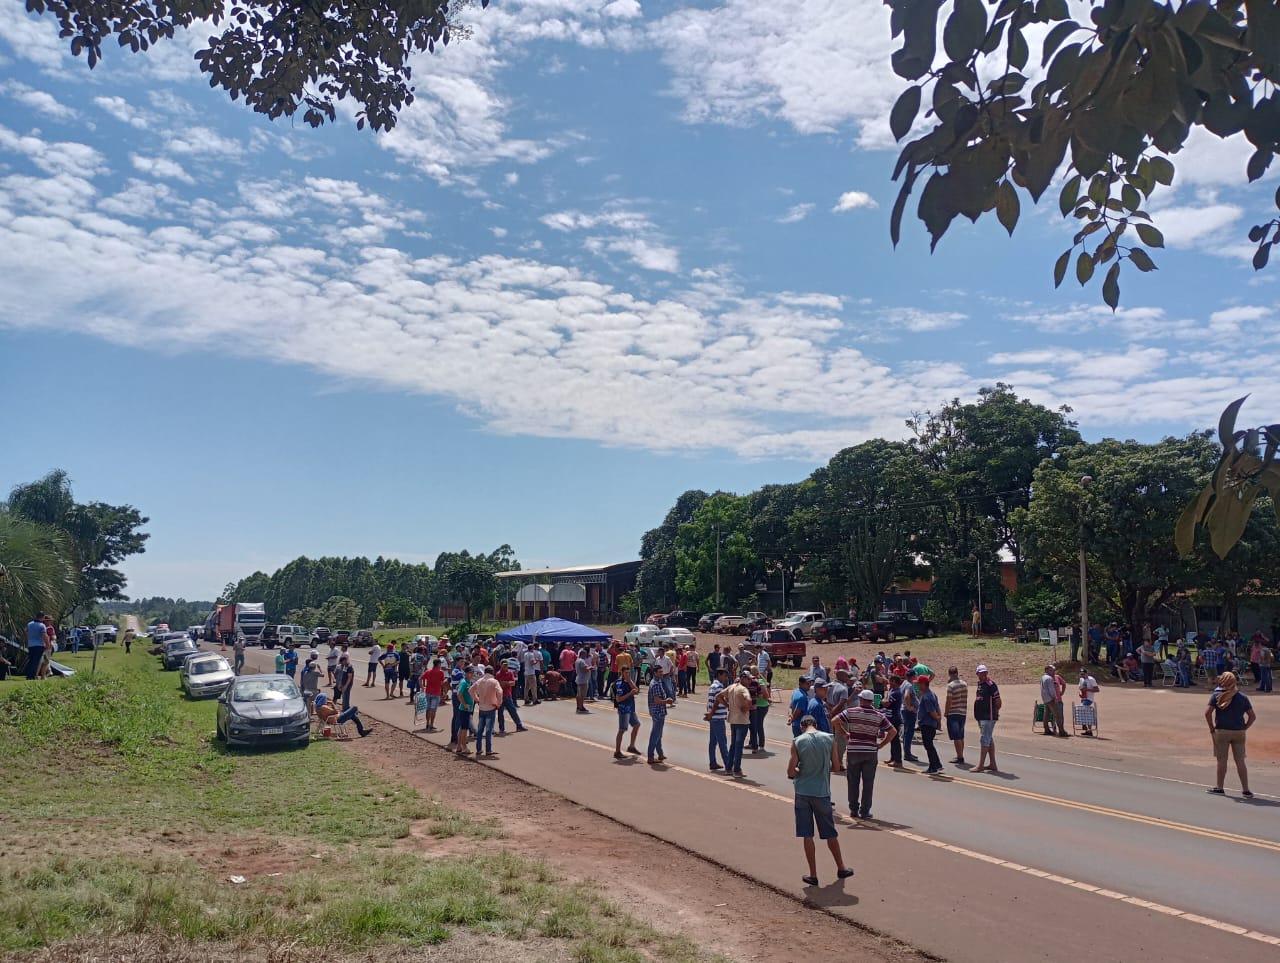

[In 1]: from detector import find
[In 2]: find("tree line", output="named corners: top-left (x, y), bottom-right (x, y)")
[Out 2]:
top-left (635, 385), bottom-right (1280, 635)
top-left (0, 471), bottom-right (149, 639)
top-left (222, 546), bottom-right (520, 629)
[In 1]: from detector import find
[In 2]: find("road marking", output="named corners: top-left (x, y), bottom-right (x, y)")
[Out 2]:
top-left (1001, 748), bottom-right (1280, 801)
top-left (513, 718), bottom-right (1280, 949)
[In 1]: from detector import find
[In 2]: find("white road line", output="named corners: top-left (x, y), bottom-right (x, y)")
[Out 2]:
top-left (1000, 748), bottom-right (1280, 800)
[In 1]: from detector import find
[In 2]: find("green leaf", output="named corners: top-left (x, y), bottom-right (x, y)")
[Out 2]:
top-left (890, 85), bottom-right (921, 142)
top-left (1007, 25), bottom-right (1029, 70)
top-left (1219, 396), bottom-right (1249, 447)
top-left (995, 179), bottom-right (1020, 235)
top-left (1128, 247), bottom-right (1157, 272)
top-left (1101, 261), bottom-right (1120, 309)
top-left (1254, 241), bottom-right (1272, 270)
top-left (1053, 248), bottom-right (1071, 287)
top-left (943, 0), bottom-right (988, 62)
top-left (1041, 19), bottom-right (1079, 65)
top-left (1121, 183), bottom-right (1141, 211)
top-left (1247, 148), bottom-right (1273, 183)
top-left (1087, 175), bottom-right (1109, 204)
top-left (1058, 174), bottom-right (1081, 216)
top-left (1135, 223), bottom-right (1164, 247)
top-left (1040, 0), bottom-right (1070, 21)
top-left (1076, 251), bottom-right (1095, 285)
top-left (1148, 156), bottom-right (1175, 185)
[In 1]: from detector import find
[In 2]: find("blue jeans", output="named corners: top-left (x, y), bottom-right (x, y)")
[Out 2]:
top-left (1177, 663), bottom-right (1192, 687)
top-left (727, 723), bottom-right (749, 772)
top-left (450, 697), bottom-right (463, 742)
top-left (708, 718), bottom-right (729, 767)
top-left (750, 704), bottom-right (769, 749)
top-left (25, 646), bottom-right (43, 679)
top-left (337, 706), bottom-right (368, 736)
top-left (476, 709), bottom-right (496, 753)
top-left (1260, 665), bottom-right (1274, 692)
top-left (648, 714), bottom-right (666, 759)
top-left (901, 710), bottom-right (918, 757)
top-left (499, 696), bottom-right (524, 731)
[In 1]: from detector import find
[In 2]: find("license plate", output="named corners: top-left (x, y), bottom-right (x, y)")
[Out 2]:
top-left (260, 727), bottom-right (283, 735)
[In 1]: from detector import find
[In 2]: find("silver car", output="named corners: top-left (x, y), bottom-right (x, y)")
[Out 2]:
top-left (181, 653), bottom-right (235, 699)
top-left (216, 674), bottom-right (310, 749)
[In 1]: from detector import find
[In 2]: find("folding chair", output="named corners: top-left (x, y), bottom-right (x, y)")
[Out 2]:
top-left (1160, 663), bottom-right (1177, 687)
top-left (413, 692), bottom-right (429, 729)
top-left (1032, 701), bottom-right (1047, 732)
top-left (1072, 702), bottom-right (1098, 736)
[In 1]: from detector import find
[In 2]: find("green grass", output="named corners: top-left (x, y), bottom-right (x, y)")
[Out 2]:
top-left (0, 647), bottom-right (719, 963)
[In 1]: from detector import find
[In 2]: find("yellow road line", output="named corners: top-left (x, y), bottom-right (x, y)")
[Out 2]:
top-left (517, 719), bottom-right (1280, 949)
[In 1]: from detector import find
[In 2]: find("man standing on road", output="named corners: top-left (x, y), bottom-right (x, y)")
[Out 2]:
top-left (1138, 637), bottom-right (1157, 687)
top-left (916, 674), bottom-right (944, 774)
top-left (789, 676), bottom-right (813, 737)
top-left (397, 642), bottom-right (411, 699)
top-left (788, 715), bottom-right (855, 887)
top-left (496, 659), bottom-right (527, 734)
top-left (283, 644), bottom-right (299, 680)
top-left (705, 666), bottom-right (730, 770)
top-left (827, 669), bottom-right (851, 758)
top-left (421, 658), bottom-right (446, 732)
top-left (380, 645), bottom-right (400, 700)
top-left (834, 689), bottom-right (896, 820)
top-left (333, 654), bottom-right (354, 711)
top-left (1040, 665), bottom-right (1061, 736)
top-left (807, 680), bottom-right (832, 733)
top-left (472, 666), bottom-right (503, 758)
top-left (899, 673), bottom-right (920, 763)
top-left (722, 670), bottom-right (754, 778)
top-left (364, 642), bottom-right (381, 687)
top-left (647, 663), bottom-right (673, 763)
top-left (883, 675), bottom-right (905, 767)
top-left (944, 666), bottom-right (969, 765)
top-left (521, 642), bottom-right (541, 706)
top-left (686, 644), bottom-right (699, 694)
top-left (1078, 667), bottom-right (1099, 736)
top-left (612, 671), bottom-right (642, 760)
top-left (808, 655), bottom-right (829, 685)
top-left (574, 648), bottom-right (592, 714)
top-left (453, 667), bottom-right (476, 756)
top-left (232, 635), bottom-right (246, 676)
top-left (972, 665), bottom-right (1002, 772)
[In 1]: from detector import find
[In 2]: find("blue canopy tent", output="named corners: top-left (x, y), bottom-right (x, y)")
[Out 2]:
top-left (495, 617), bottom-right (609, 643)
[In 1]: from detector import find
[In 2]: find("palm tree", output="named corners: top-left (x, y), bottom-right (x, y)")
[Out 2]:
top-left (0, 511), bottom-right (79, 640)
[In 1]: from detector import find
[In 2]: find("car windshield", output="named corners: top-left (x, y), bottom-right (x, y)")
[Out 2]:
top-left (233, 679), bottom-right (301, 702)
top-left (166, 640), bottom-right (193, 650)
top-left (192, 659), bottom-right (230, 675)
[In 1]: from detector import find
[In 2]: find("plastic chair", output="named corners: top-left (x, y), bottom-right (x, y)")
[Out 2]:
top-left (1160, 663), bottom-right (1177, 687)
top-left (1072, 702), bottom-right (1098, 736)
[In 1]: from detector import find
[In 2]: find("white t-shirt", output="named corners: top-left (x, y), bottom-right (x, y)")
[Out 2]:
top-left (1079, 675), bottom-right (1099, 700)
top-left (369, 644), bottom-right (381, 665)
top-left (326, 645), bottom-right (339, 665)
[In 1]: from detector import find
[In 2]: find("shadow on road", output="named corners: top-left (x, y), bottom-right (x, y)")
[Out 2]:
top-left (802, 886), bottom-right (860, 908)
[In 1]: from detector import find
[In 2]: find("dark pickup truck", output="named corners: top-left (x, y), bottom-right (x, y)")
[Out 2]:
top-left (856, 611), bottom-right (938, 642)
top-left (751, 629), bottom-right (807, 667)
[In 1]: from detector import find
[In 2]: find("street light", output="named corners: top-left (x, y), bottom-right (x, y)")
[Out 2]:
top-left (1079, 475), bottom-right (1093, 660)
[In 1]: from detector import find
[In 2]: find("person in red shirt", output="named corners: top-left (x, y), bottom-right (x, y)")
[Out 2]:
top-left (420, 658), bottom-right (447, 732)
top-left (677, 647), bottom-right (691, 696)
top-left (496, 659), bottom-right (527, 733)
top-left (560, 645), bottom-right (577, 677)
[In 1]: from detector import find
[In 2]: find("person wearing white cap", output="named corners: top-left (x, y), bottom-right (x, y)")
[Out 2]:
top-left (833, 688), bottom-right (897, 820)
top-left (972, 665), bottom-right (1002, 773)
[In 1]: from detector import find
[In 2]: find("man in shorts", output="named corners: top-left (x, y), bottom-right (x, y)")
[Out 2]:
top-left (944, 666), bottom-right (969, 765)
top-left (788, 715), bottom-right (855, 886)
top-left (364, 642), bottom-right (381, 687)
top-left (972, 665), bottom-right (1001, 772)
top-left (381, 646), bottom-right (400, 699)
top-left (574, 648), bottom-right (592, 714)
top-left (612, 672), bottom-right (642, 759)
top-left (420, 658), bottom-right (446, 732)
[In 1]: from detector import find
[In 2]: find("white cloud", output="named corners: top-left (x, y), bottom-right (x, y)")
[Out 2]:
top-left (587, 235), bottom-right (680, 272)
top-left (604, 0), bottom-right (643, 18)
top-left (1154, 202), bottom-right (1242, 249)
top-left (0, 125), bottom-right (105, 176)
top-left (94, 95), bottom-right (151, 129)
top-left (504, 171), bottom-right (519, 186)
top-left (165, 126), bottom-right (243, 160)
top-left (777, 203), bottom-right (814, 224)
top-left (0, 4), bottom-right (67, 69)
top-left (833, 190), bottom-right (877, 213)
top-left (0, 80), bottom-right (76, 119)
top-left (129, 153), bottom-right (195, 184)
top-left (491, 226), bottom-right (509, 238)
top-left (879, 307), bottom-right (965, 332)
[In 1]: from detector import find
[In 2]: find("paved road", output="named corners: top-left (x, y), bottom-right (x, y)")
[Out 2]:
top-left (233, 647), bottom-right (1279, 962)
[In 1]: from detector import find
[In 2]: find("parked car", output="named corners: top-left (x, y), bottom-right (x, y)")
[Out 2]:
top-left (664, 610), bottom-right (702, 629)
top-left (714, 615), bottom-right (747, 634)
top-left (751, 628), bottom-right (807, 667)
top-left (697, 612), bottom-right (725, 632)
top-left (353, 630), bottom-right (374, 646)
top-left (161, 637), bottom-right (201, 670)
top-left (644, 613), bottom-right (668, 627)
top-left (412, 634), bottom-right (439, 647)
top-left (215, 674), bottom-right (311, 748)
top-left (856, 611), bottom-right (938, 642)
top-left (181, 653), bottom-right (236, 698)
top-left (741, 614), bottom-right (772, 634)
top-left (653, 627), bottom-right (696, 648)
top-left (93, 624), bottom-right (118, 647)
top-left (811, 617), bottom-right (859, 643)
top-left (776, 611), bottom-right (826, 639)
top-left (624, 623), bottom-right (660, 646)
top-left (333, 630), bottom-right (352, 645)
top-left (259, 625), bottom-right (280, 648)
top-left (268, 624), bottom-right (309, 649)
top-left (312, 626), bottom-right (332, 644)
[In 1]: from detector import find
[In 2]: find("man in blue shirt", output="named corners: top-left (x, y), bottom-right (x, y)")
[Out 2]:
top-left (787, 715), bottom-right (854, 886)
top-left (916, 675), bottom-right (944, 773)
top-left (788, 677), bottom-right (813, 737)
top-left (705, 667), bottom-right (730, 770)
top-left (447, 657), bottom-right (468, 749)
top-left (806, 680), bottom-right (832, 733)
top-left (26, 614), bottom-right (48, 680)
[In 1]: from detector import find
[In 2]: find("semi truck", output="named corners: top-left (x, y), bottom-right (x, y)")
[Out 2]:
top-left (205, 603), bottom-right (268, 646)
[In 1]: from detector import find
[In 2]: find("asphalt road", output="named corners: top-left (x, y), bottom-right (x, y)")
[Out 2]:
top-left (229, 646), bottom-right (1279, 963)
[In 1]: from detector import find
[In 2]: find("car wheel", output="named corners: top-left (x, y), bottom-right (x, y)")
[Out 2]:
top-left (886, 631), bottom-right (897, 643)
top-left (214, 720), bottom-right (225, 742)
top-left (925, 628), bottom-right (936, 638)
top-left (791, 655), bottom-right (802, 668)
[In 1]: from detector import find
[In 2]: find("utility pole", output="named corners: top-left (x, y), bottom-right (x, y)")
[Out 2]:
top-left (714, 525), bottom-right (721, 607)
top-left (1079, 475), bottom-right (1093, 652)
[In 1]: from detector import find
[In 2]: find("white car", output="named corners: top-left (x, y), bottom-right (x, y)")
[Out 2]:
top-left (776, 611), bottom-right (826, 638)
top-left (714, 615), bottom-right (747, 634)
top-left (412, 634), bottom-right (439, 646)
top-left (624, 624), bottom-right (659, 646)
top-left (181, 653), bottom-right (236, 698)
top-left (653, 627), bottom-right (696, 647)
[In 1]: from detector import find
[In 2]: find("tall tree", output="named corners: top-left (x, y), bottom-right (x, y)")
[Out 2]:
top-left (442, 554), bottom-right (496, 625)
top-left (1013, 434), bottom-right (1217, 636)
top-left (636, 490), bottom-right (708, 613)
top-left (0, 511), bottom-right (79, 636)
top-left (887, 0), bottom-right (1280, 306)
top-left (674, 493), bottom-right (760, 610)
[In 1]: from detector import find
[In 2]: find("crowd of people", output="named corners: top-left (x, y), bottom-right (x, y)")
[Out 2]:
top-left (1080, 622), bottom-right (1275, 692)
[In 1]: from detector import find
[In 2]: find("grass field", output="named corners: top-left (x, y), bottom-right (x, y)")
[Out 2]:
top-left (0, 648), bottom-right (718, 962)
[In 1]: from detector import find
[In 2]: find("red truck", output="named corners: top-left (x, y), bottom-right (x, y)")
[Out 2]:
top-left (751, 628), bottom-right (807, 667)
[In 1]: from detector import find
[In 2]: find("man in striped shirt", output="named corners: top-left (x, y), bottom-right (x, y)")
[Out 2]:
top-left (704, 667), bottom-right (730, 770)
top-left (833, 689), bottom-right (896, 820)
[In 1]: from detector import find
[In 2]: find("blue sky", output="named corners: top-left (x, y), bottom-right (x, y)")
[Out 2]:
top-left (1, 0), bottom-right (1276, 600)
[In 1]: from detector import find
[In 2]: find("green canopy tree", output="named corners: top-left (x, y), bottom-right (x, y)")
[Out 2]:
top-left (636, 490), bottom-right (708, 613)
top-left (887, 0), bottom-right (1280, 306)
top-left (441, 554), bottom-right (496, 625)
top-left (675, 493), bottom-right (760, 610)
top-left (1013, 433), bottom-right (1217, 636)
top-left (0, 511), bottom-right (80, 636)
